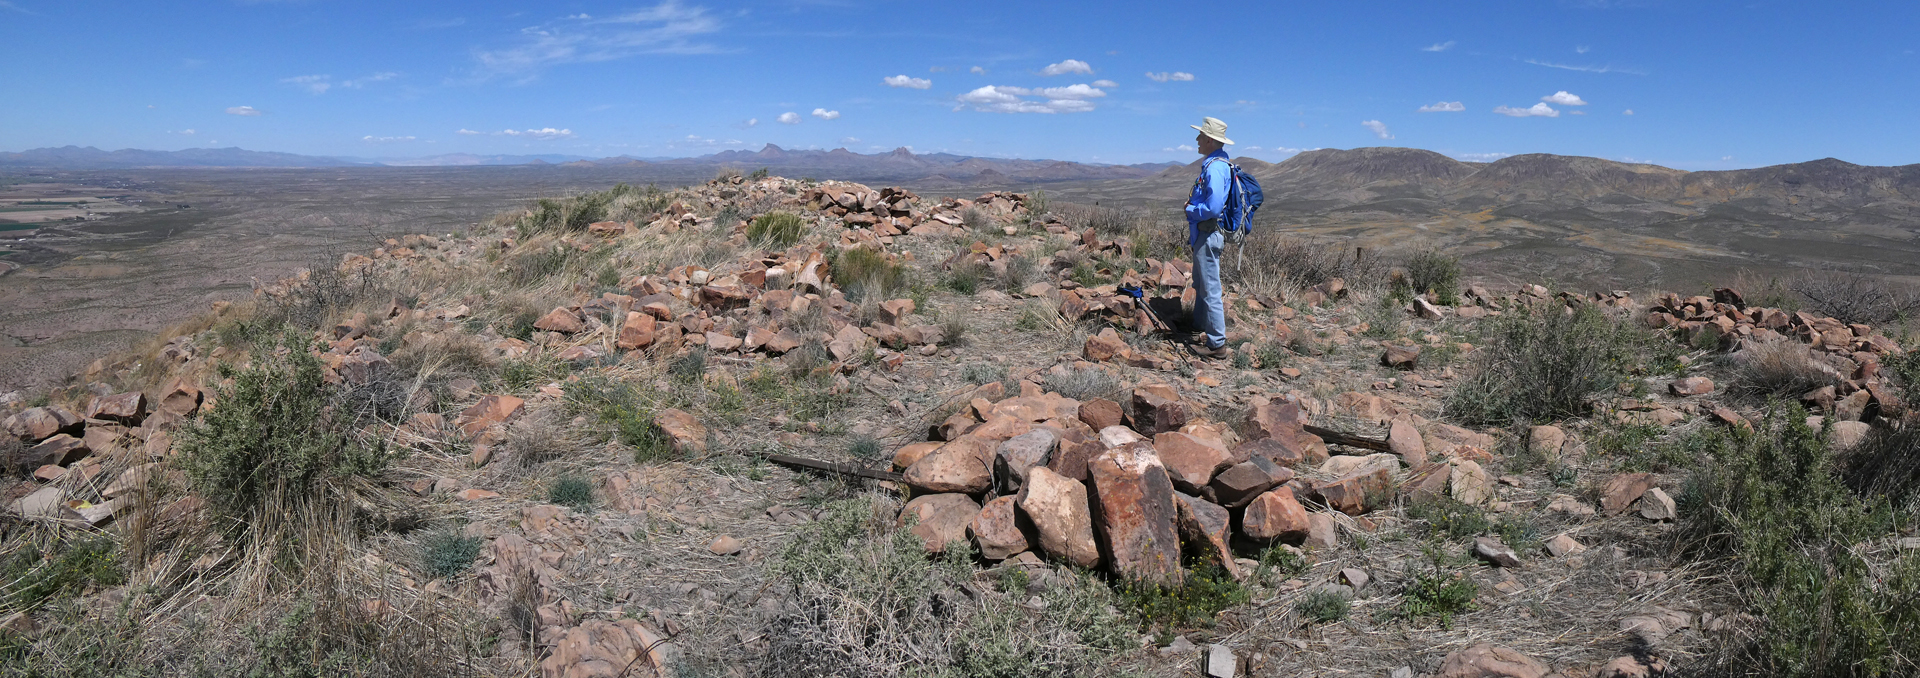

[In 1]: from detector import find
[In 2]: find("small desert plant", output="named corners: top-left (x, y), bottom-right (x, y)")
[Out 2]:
top-left (1042, 365), bottom-right (1123, 402)
top-left (1446, 303), bottom-right (1673, 426)
top-left (1254, 545), bottom-right (1310, 586)
top-left (1118, 566), bottom-right (1250, 633)
top-left (832, 247), bottom-right (907, 302)
top-left (420, 530), bottom-right (483, 579)
top-left (547, 475), bottom-right (594, 510)
top-left (1295, 588), bottom-right (1351, 625)
top-left (670, 348), bottom-right (709, 384)
top-left (847, 436), bottom-right (882, 460)
top-left (1838, 422), bottom-right (1920, 509)
top-left (747, 212), bottom-right (808, 248)
top-left (0, 537), bottom-right (123, 611)
top-left (1232, 234), bottom-right (1388, 297)
top-left (1401, 559), bottom-right (1479, 629)
top-left (500, 242), bottom-right (575, 287)
top-left (997, 254), bottom-right (1040, 290)
top-left (1405, 249), bottom-right (1462, 305)
top-left (748, 167), bottom-right (770, 181)
top-left (943, 259), bottom-right (987, 295)
top-left (939, 316), bottom-right (968, 346)
top-left (961, 363), bottom-right (1008, 385)
top-left (1405, 497), bottom-right (1492, 540)
top-left (1725, 338), bottom-right (1845, 401)
top-left (960, 207), bottom-right (991, 231)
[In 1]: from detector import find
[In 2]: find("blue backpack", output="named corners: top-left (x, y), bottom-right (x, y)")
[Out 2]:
top-left (1201, 158), bottom-right (1264, 243)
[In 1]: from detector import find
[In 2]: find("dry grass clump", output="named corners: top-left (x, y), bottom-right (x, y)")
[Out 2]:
top-left (761, 496), bottom-right (1134, 678)
top-left (1232, 233), bottom-right (1390, 298)
top-left (1724, 338), bottom-right (1845, 401)
top-left (1447, 303), bottom-right (1679, 426)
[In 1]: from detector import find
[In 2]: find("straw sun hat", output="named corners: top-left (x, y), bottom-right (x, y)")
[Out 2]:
top-left (1190, 117), bottom-right (1234, 145)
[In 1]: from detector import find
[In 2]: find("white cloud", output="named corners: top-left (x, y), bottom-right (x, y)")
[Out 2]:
top-left (969, 66), bottom-right (985, 74)
top-left (1361, 120), bottom-right (1394, 140)
top-left (340, 71), bottom-right (398, 88)
top-left (1146, 71), bottom-right (1194, 82)
top-left (499, 127), bottom-right (573, 139)
top-left (456, 129), bottom-right (481, 135)
top-left (777, 111), bottom-right (800, 124)
top-left (226, 106), bottom-right (262, 116)
top-left (282, 74), bottom-right (332, 94)
top-left (1576, 45), bottom-right (1591, 54)
top-left (1040, 59), bottom-right (1092, 76)
top-left (473, 1), bottom-right (724, 81)
top-left (811, 108), bottom-right (840, 120)
top-left (172, 129), bottom-right (196, 135)
top-left (1623, 109), bottom-right (1635, 115)
top-left (362, 135), bottom-right (417, 143)
top-left (1523, 59), bottom-right (1644, 75)
top-left (0, 1), bottom-right (32, 13)
top-left (1494, 103), bottom-right (1559, 117)
top-left (883, 74), bottom-right (931, 89)
top-left (737, 117), bottom-right (758, 128)
top-left (841, 137), bottom-right (860, 143)
top-left (1091, 79), bottom-right (1117, 88)
top-left (1722, 155), bottom-right (1733, 161)
top-left (1418, 101), bottom-right (1465, 113)
top-left (1422, 40), bottom-right (1456, 52)
top-left (1541, 90), bottom-right (1588, 105)
top-left (955, 85), bottom-right (1096, 114)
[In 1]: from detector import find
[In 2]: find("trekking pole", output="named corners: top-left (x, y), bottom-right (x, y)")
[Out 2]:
top-left (1119, 284), bottom-right (1197, 369)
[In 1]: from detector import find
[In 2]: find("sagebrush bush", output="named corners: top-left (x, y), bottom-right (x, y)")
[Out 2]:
top-left (961, 363), bottom-right (1007, 385)
top-left (764, 497), bottom-right (1132, 677)
top-left (747, 212), bottom-right (808, 248)
top-left (420, 530), bottom-right (482, 580)
top-left (1042, 366), bottom-right (1122, 402)
top-left (1232, 234), bottom-right (1387, 297)
top-left (1791, 270), bottom-right (1920, 325)
top-left (1405, 249), bottom-right (1462, 305)
top-left (1678, 406), bottom-right (1920, 677)
top-left (547, 475), bottom-right (594, 510)
top-left (177, 332), bottom-right (393, 536)
top-left (1295, 588), bottom-right (1351, 625)
top-left (1446, 303), bottom-right (1674, 426)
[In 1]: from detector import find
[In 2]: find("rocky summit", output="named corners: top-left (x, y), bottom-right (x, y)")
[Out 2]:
top-left (0, 169), bottom-right (1914, 678)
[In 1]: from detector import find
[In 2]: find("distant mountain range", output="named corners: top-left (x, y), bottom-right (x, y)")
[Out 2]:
top-left (0, 144), bottom-right (1183, 183)
top-left (1108, 147), bottom-right (1920, 230)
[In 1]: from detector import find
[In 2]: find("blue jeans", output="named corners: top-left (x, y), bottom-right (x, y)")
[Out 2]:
top-left (1190, 228), bottom-right (1225, 349)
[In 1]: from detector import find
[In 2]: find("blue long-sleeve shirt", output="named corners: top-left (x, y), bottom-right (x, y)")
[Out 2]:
top-left (1185, 149), bottom-right (1231, 247)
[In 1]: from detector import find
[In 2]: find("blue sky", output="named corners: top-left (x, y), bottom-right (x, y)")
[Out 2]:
top-left (2, 0), bottom-right (1916, 169)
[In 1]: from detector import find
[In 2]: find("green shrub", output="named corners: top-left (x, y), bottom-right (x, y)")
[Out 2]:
top-left (1042, 366), bottom-right (1122, 402)
top-left (1405, 249), bottom-right (1462, 305)
top-left (420, 530), bottom-right (483, 580)
top-left (501, 244), bottom-right (573, 287)
top-left (1118, 566), bottom-right (1249, 632)
top-left (1406, 497), bottom-right (1492, 540)
top-left (1446, 303), bottom-right (1674, 426)
top-left (521, 191), bottom-right (612, 236)
top-left (177, 332), bottom-right (393, 536)
top-left (562, 377), bottom-right (676, 463)
top-left (747, 212), bottom-right (808, 248)
top-left (1401, 565), bottom-right (1478, 629)
top-left (670, 348), bottom-right (708, 384)
top-left (499, 355), bottom-right (570, 392)
top-left (944, 259), bottom-right (987, 295)
top-left (1296, 588), bottom-right (1351, 625)
top-left (1678, 405), bottom-right (1920, 676)
top-left (0, 538), bottom-right (123, 611)
top-left (830, 247), bottom-right (907, 303)
top-left (1254, 546), bottom-right (1310, 586)
top-left (547, 475), bottom-right (594, 510)
top-left (847, 436), bottom-right (882, 460)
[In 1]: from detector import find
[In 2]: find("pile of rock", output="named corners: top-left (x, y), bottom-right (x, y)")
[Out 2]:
top-left (888, 376), bottom-right (1519, 584)
top-left (3, 380), bottom-right (200, 526)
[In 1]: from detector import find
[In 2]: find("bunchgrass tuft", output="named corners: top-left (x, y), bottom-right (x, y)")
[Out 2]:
top-left (548, 475), bottom-right (595, 510)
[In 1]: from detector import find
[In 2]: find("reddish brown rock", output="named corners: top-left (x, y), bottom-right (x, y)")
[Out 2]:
top-left (995, 428), bottom-right (1058, 491)
top-left (1242, 487), bottom-right (1311, 542)
top-left (533, 307), bottom-right (585, 333)
top-left (900, 493), bottom-right (980, 553)
top-left (1600, 472), bottom-right (1656, 514)
top-left (456, 394), bottom-right (525, 438)
top-left (1153, 431), bottom-right (1233, 492)
top-left (1450, 459), bottom-right (1494, 505)
top-left (615, 312), bottom-right (657, 350)
top-left (87, 392), bottom-right (147, 426)
top-left (937, 412), bottom-right (979, 441)
top-left (1045, 431), bottom-right (1103, 481)
top-left (3, 406), bottom-right (82, 443)
top-left (969, 496), bottom-right (1029, 560)
top-left (540, 618), bottom-right (670, 678)
top-left (1173, 493), bottom-right (1240, 579)
top-left (652, 408), bottom-right (708, 454)
top-left (1209, 456), bottom-right (1292, 508)
top-left (1078, 397), bottom-right (1124, 431)
top-left (892, 441), bottom-right (944, 471)
top-left (1084, 327), bottom-right (1130, 363)
top-left (1380, 344), bottom-right (1420, 370)
top-left (18, 434), bottom-right (90, 469)
top-left (1304, 512), bottom-right (1339, 549)
top-left (1244, 399), bottom-right (1304, 441)
top-left (903, 435), bottom-right (993, 493)
top-left (1668, 376), bottom-right (1715, 396)
top-left (1436, 644), bottom-right (1549, 678)
top-left (1088, 443), bottom-right (1184, 585)
top-left (1314, 467), bottom-right (1393, 516)
top-left (1402, 462), bottom-right (1450, 502)
top-left (1019, 467), bottom-right (1100, 567)
top-left (1388, 416), bottom-right (1428, 468)
top-left (878, 298), bottom-right (916, 325)
top-left (157, 378), bottom-right (203, 417)
top-left (1131, 388), bottom-right (1188, 436)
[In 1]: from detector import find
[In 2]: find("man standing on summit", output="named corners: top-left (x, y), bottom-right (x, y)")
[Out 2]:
top-left (1184, 116), bottom-right (1234, 357)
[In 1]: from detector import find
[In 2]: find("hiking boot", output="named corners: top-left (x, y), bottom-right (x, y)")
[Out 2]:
top-left (1188, 343), bottom-right (1229, 359)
